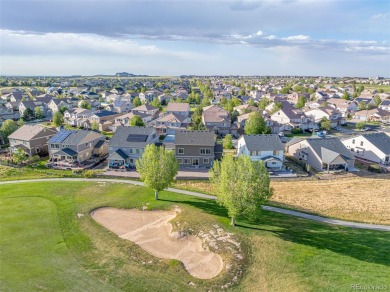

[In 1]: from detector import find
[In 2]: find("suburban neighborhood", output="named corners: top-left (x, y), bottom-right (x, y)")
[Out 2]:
top-left (1, 75), bottom-right (389, 177)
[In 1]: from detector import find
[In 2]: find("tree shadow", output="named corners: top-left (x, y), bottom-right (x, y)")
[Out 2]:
top-left (160, 197), bottom-right (390, 267)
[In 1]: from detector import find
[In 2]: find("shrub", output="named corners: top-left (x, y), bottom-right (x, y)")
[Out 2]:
top-left (291, 128), bottom-right (303, 134)
top-left (368, 164), bottom-right (382, 173)
top-left (82, 169), bottom-right (99, 178)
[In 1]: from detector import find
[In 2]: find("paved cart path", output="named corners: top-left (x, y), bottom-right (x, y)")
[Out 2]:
top-left (1, 178), bottom-right (389, 232)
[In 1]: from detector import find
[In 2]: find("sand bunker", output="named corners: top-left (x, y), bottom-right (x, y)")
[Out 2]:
top-left (91, 207), bottom-right (223, 279)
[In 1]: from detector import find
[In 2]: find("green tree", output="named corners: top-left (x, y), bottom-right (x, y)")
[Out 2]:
top-left (59, 106), bottom-right (68, 114)
top-left (210, 155), bottom-right (272, 226)
top-left (342, 92), bottom-right (350, 100)
top-left (17, 118), bottom-right (25, 127)
top-left (373, 95), bottom-right (381, 107)
top-left (129, 115), bottom-right (145, 126)
top-left (356, 121), bottom-right (366, 130)
top-left (0, 119), bottom-right (18, 143)
top-left (358, 101), bottom-right (367, 111)
top-left (12, 147), bottom-right (27, 165)
top-left (150, 98), bottom-right (161, 110)
top-left (53, 111), bottom-right (64, 127)
top-left (245, 111), bottom-right (270, 134)
top-left (34, 107), bottom-right (43, 119)
top-left (136, 145), bottom-right (179, 200)
top-left (269, 102), bottom-right (282, 115)
top-left (223, 134), bottom-right (233, 149)
top-left (231, 97), bottom-right (241, 107)
top-left (80, 100), bottom-right (91, 109)
top-left (295, 96), bottom-right (307, 109)
top-left (320, 117), bottom-right (331, 131)
top-left (133, 96), bottom-right (142, 107)
top-left (248, 97), bottom-right (255, 106)
top-left (23, 108), bottom-right (34, 120)
top-left (258, 98), bottom-right (269, 110)
top-left (201, 97), bottom-right (211, 107)
top-left (91, 121), bottom-right (100, 131)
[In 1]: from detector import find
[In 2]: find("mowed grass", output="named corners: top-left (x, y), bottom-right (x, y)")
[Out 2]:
top-left (0, 181), bottom-right (389, 291)
top-left (175, 175), bottom-right (390, 225)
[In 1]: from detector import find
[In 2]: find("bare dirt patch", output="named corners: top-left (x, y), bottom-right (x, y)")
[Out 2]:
top-left (91, 207), bottom-right (223, 279)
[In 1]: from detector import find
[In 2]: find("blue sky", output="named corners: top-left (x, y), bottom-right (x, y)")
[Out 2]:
top-left (0, 0), bottom-right (389, 77)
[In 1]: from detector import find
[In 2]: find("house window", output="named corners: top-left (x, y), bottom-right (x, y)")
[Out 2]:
top-left (203, 158), bottom-right (209, 164)
top-left (273, 150), bottom-right (279, 155)
top-left (178, 148), bottom-right (184, 154)
top-left (177, 159), bottom-right (183, 164)
top-left (184, 158), bottom-right (191, 164)
top-left (360, 141), bottom-right (363, 146)
top-left (129, 148), bottom-right (133, 154)
top-left (200, 148), bottom-right (211, 155)
top-left (352, 139), bottom-right (355, 144)
top-left (351, 148), bottom-right (354, 152)
top-left (250, 151), bottom-right (256, 156)
top-left (136, 149), bottom-right (140, 154)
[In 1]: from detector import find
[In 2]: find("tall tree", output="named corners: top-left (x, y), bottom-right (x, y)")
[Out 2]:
top-left (373, 95), bottom-right (381, 107)
top-left (133, 96), bottom-right (142, 107)
top-left (320, 117), bottom-right (331, 131)
top-left (23, 108), bottom-right (34, 120)
top-left (244, 111), bottom-right (271, 134)
top-left (12, 148), bottom-right (27, 165)
top-left (129, 115), bottom-right (145, 126)
top-left (91, 121), bottom-right (100, 131)
top-left (53, 111), bottom-right (64, 127)
top-left (294, 96), bottom-right (307, 109)
top-left (342, 92), bottom-right (350, 100)
top-left (34, 107), bottom-right (43, 119)
top-left (17, 118), bottom-right (25, 127)
top-left (210, 155), bottom-right (272, 226)
top-left (136, 145), bottom-right (179, 200)
top-left (223, 134), bottom-right (233, 149)
top-left (80, 100), bottom-right (91, 109)
top-left (0, 119), bottom-right (18, 143)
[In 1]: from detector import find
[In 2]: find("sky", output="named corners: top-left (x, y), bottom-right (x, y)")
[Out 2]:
top-left (0, 0), bottom-right (389, 77)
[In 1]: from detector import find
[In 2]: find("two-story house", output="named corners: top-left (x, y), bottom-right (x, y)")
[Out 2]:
top-left (202, 105), bottom-right (236, 135)
top-left (236, 134), bottom-right (284, 170)
top-left (304, 107), bottom-right (345, 128)
top-left (174, 130), bottom-right (216, 168)
top-left (166, 102), bottom-right (190, 117)
top-left (131, 104), bottom-right (159, 119)
top-left (8, 125), bottom-right (57, 156)
top-left (341, 132), bottom-right (390, 165)
top-left (270, 101), bottom-right (317, 131)
top-left (154, 113), bottom-right (191, 135)
top-left (108, 126), bottom-right (159, 168)
top-left (48, 129), bottom-right (107, 165)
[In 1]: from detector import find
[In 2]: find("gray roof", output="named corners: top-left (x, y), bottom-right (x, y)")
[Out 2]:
top-left (109, 149), bottom-right (129, 160)
top-left (109, 126), bottom-right (156, 148)
top-left (174, 130), bottom-right (215, 146)
top-left (362, 132), bottom-right (390, 154)
top-left (49, 129), bottom-right (103, 146)
top-left (305, 137), bottom-right (354, 161)
top-left (242, 134), bottom-right (284, 151)
top-left (55, 148), bottom-right (78, 156)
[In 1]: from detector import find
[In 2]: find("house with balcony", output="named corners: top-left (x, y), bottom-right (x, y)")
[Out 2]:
top-left (341, 132), bottom-right (390, 165)
top-left (236, 134), bottom-right (284, 170)
top-left (48, 129), bottom-right (107, 167)
top-left (174, 130), bottom-right (216, 168)
top-left (107, 126), bottom-right (159, 169)
top-left (8, 125), bottom-right (57, 156)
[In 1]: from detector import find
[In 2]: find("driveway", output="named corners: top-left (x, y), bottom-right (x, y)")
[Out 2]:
top-left (0, 178), bottom-right (389, 232)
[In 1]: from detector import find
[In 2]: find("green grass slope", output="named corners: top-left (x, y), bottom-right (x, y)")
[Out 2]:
top-left (0, 181), bottom-right (389, 291)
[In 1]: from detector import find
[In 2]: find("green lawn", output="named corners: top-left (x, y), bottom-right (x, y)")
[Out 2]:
top-left (0, 181), bottom-right (389, 291)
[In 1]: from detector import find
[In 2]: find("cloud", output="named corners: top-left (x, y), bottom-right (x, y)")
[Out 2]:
top-left (370, 13), bottom-right (388, 20)
top-left (0, 29), bottom-right (208, 60)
